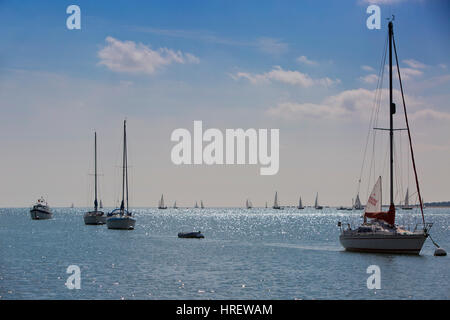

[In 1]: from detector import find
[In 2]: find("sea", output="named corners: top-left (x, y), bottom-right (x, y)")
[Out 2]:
top-left (0, 207), bottom-right (448, 300)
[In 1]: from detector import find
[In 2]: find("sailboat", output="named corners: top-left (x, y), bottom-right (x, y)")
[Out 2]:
top-left (401, 188), bottom-right (413, 210)
top-left (314, 193), bottom-right (323, 210)
top-left (158, 194), bottom-right (167, 209)
top-left (246, 199), bottom-right (253, 209)
top-left (338, 20), bottom-right (432, 254)
top-left (99, 200), bottom-right (103, 209)
top-left (194, 201), bottom-right (199, 208)
top-left (200, 200), bottom-right (204, 209)
top-left (297, 196), bottom-right (304, 209)
top-left (30, 196), bottom-right (52, 220)
top-left (265, 201), bottom-right (268, 208)
top-left (353, 194), bottom-right (363, 210)
top-left (106, 120), bottom-right (136, 230)
top-left (84, 132), bottom-right (106, 225)
top-left (173, 201), bottom-right (178, 209)
top-left (272, 191), bottom-right (281, 209)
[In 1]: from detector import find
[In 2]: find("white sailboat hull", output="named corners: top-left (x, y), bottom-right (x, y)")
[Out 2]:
top-left (84, 211), bottom-right (106, 225)
top-left (106, 216), bottom-right (136, 230)
top-left (30, 207), bottom-right (52, 220)
top-left (339, 233), bottom-right (427, 254)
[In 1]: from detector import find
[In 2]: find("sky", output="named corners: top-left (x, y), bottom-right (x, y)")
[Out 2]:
top-left (0, 0), bottom-right (449, 207)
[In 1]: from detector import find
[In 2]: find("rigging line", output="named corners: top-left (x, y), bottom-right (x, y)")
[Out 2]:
top-left (364, 33), bottom-right (388, 198)
top-left (393, 35), bottom-right (425, 226)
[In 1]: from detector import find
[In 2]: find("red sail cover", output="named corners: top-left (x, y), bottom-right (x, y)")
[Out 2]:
top-left (365, 204), bottom-right (396, 226)
top-left (364, 176), bottom-right (396, 225)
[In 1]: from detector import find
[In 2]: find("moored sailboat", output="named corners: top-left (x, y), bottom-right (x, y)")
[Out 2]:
top-left (106, 120), bottom-right (136, 230)
top-left (338, 20), bottom-right (432, 254)
top-left (246, 199), bottom-right (253, 209)
top-left (84, 132), bottom-right (106, 225)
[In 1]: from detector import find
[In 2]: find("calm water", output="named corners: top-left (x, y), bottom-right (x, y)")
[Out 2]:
top-left (0, 207), bottom-right (448, 300)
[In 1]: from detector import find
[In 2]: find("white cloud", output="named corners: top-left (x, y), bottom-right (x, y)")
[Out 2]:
top-left (403, 59), bottom-right (427, 69)
top-left (359, 74), bottom-right (378, 84)
top-left (297, 55), bottom-right (318, 66)
top-left (360, 0), bottom-right (408, 4)
top-left (266, 87), bottom-right (450, 122)
top-left (361, 65), bottom-right (375, 72)
top-left (98, 36), bottom-right (199, 75)
top-left (256, 37), bottom-right (288, 55)
top-left (231, 66), bottom-right (340, 87)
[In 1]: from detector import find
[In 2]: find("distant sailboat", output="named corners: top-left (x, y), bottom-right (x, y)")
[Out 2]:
top-left (200, 200), bottom-right (204, 209)
top-left (106, 120), bottom-right (136, 230)
top-left (272, 192), bottom-right (281, 209)
top-left (314, 192), bottom-right (323, 210)
top-left (70, 203), bottom-right (74, 208)
top-left (402, 188), bottom-right (413, 210)
top-left (246, 199), bottom-right (253, 209)
top-left (353, 193), bottom-right (363, 210)
top-left (84, 132), bottom-right (106, 225)
top-left (173, 201), bottom-right (177, 209)
top-left (158, 194), bottom-right (167, 209)
top-left (297, 196), bottom-right (304, 209)
top-left (265, 201), bottom-right (268, 208)
top-left (99, 200), bottom-right (103, 209)
top-left (194, 201), bottom-right (199, 208)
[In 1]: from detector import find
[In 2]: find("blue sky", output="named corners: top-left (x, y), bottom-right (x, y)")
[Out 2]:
top-left (0, 0), bottom-right (449, 207)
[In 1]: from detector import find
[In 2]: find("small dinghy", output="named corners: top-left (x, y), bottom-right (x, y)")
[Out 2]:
top-left (178, 231), bottom-right (204, 239)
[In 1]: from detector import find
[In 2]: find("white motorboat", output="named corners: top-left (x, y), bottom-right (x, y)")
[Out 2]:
top-left (30, 197), bottom-right (52, 220)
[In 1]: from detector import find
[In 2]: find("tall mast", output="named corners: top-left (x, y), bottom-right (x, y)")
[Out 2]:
top-left (125, 120), bottom-right (129, 212)
top-left (94, 132), bottom-right (98, 211)
top-left (121, 120), bottom-right (126, 212)
top-left (388, 21), bottom-right (395, 209)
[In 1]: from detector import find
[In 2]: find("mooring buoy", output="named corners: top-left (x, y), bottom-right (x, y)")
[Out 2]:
top-left (434, 248), bottom-right (447, 256)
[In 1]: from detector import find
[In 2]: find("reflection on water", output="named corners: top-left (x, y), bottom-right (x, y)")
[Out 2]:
top-left (0, 207), bottom-right (448, 299)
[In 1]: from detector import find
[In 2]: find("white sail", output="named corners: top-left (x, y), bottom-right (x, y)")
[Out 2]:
top-left (404, 188), bottom-right (409, 206)
top-left (298, 197), bottom-right (303, 208)
top-left (173, 201), bottom-right (177, 208)
top-left (365, 176), bottom-right (382, 213)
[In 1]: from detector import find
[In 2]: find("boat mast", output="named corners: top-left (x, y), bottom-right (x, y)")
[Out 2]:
top-left (121, 120), bottom-right (127, 213)
top-left (389, 21), bottom-right (395, 210)
top-left (94, 132), bottom-right (98, 211)
top-left (125, 120), bottom-right (129, 212)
